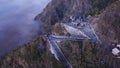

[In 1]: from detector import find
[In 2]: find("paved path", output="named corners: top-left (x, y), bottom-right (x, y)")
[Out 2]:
top-left (63, 21), bottom-right (101, 43)
top-left (46, 35), bottom-right (72, 68)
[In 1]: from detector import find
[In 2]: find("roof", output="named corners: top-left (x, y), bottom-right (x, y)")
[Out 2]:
top-left (117, 44), bottom-right (120, 48)
top-left (112, 48), bottom-right (120, 55)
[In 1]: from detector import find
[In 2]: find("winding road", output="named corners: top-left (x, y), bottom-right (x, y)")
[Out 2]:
top-left (45, 17), bottom-right (101, 68)
top-left (46, 35), bottom-right (72, 68)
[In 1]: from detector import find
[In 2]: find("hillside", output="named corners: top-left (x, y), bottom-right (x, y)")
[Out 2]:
top-left (0, 36), bottom-right (65, 68)
top-left (35, 0), bottom-right (117, 33)
top-left (0, 0), bottom-right (120, 68)
top-left (92, 0), bottom-right (120, 43)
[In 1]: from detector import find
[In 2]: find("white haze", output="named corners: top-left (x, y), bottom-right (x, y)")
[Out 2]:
top-left (0, 0), bottom-right (51, 56)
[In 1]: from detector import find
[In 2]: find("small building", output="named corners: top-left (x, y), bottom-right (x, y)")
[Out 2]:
top-left (112, 48), bottom-right (120, 56)
top-left (117, 44), bottom-right (120, 48)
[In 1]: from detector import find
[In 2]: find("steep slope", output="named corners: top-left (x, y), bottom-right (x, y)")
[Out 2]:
top-left (35, 0), bottom-right (117, 33)
top-left (59, 40), bottom-right (120, 68)
top-left (0, 37), bottom-right (64, 68)
top-left (92, 0), bottom-right (120, 43)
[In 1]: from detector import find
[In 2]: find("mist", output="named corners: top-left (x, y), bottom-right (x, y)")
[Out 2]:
top-left (0, 0), bottom-right (51, 56)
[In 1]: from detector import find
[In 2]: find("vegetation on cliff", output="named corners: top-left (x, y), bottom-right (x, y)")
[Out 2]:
top-left (92, 0), bottom-right (120, 43)
top-left (0, 37), bottom-right (64, 68)
top-left (35, 0), bottom-right (117, 34)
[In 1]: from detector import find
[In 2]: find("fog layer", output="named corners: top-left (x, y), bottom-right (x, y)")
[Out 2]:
top-left (0, 0), bottom-right (51, 55)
